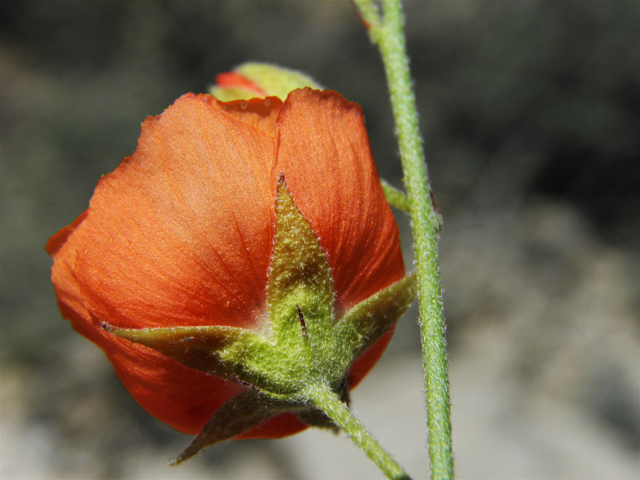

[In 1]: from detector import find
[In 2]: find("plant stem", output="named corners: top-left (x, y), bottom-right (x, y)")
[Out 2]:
top-left (304, 383), bottom-right (411, 480)
top-left (352, 0), bottom-right (454, 478)
top-left (381, 179), bottom-right (410, 212)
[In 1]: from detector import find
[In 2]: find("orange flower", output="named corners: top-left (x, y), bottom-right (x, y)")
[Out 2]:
top-left (47, 88), bottom-right (405, 440)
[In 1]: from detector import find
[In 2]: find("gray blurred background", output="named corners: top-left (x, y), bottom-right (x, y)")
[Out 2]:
top-left (1, 1), bottom-right (639, 478)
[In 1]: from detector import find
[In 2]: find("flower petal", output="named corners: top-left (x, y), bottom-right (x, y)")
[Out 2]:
top-left (45, 210), bottom-right (87, 257)
top-left (347, 329), bottom-right (394, 389)
top-left (274, 88), bottom-right (405, 315)
top-left (51, 253), bottom-right (245, 435)
top-left (59, 93), bottom-right (278, 331)
top-left (219, 96), bottom-right (282, 135)
top-left (49, 93), bottom-right (283, 434)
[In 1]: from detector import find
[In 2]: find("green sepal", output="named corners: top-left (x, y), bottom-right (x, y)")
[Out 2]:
top-left (172, 386), bottom-right (342, 465)
top-left (265, 175), bottom-right (337, 385)
top-left (172, 389), bottom-right (292, 465)
top-left (103, 324), bottom-right (271, 385)
top-left (103, 178), bottom-right (340, 396)
top-left (334, 272), bottom-right (417, 364)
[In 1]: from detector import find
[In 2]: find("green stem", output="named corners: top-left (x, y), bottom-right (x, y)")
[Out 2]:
top-left (304, 383), bottom-right (411, 480)
top-left (352, 0), bottom-right (454, 478)
top-left (381, 179), bottom-right (410, 212)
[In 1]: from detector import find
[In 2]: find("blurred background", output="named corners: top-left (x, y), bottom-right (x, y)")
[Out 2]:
top-left (1, 0), bottom-right (639, 478)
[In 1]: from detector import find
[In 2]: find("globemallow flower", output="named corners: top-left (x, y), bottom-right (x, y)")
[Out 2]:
top-left (47, 85), bottom-right (416, 462)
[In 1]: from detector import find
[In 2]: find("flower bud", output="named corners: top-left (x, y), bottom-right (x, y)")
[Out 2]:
top-left (211, 62), bottom-right (322, 101)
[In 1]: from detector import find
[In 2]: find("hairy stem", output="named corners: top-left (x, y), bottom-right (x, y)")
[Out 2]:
top-left (352, 0), bottom-right (454, 478)
top-left (304, 383), bottom-right (411, 480)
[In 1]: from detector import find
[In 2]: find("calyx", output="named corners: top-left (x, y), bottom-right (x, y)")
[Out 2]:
top-left (105, 176), bottom-right (417, 462)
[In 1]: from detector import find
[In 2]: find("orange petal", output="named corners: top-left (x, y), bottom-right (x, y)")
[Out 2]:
top-left (57, 93), bottom-right (277, 332)
top-left (45, 210), bottom-right (87, 257)
top-left (274, 88), bottom-right (405, 316)
top-left (219, 96), bottom-right (283, 135)
top-left (49, 93), bottom-right (282, 434)
top-left (51, 253), bottom-right (244, 435)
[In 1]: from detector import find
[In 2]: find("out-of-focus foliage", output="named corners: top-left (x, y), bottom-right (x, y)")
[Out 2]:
top-left (411, 0), bottom-right (640, 247)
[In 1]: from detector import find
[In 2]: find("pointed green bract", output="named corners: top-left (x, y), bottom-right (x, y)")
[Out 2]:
top-left (265, 176), bottom-right (337, 387)
top-left (335, 271), bottom-right (417, 362)
top-left (104, 324), bottom-right (269, 382)
top-left (172, 389), bottom-right (292, 465)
